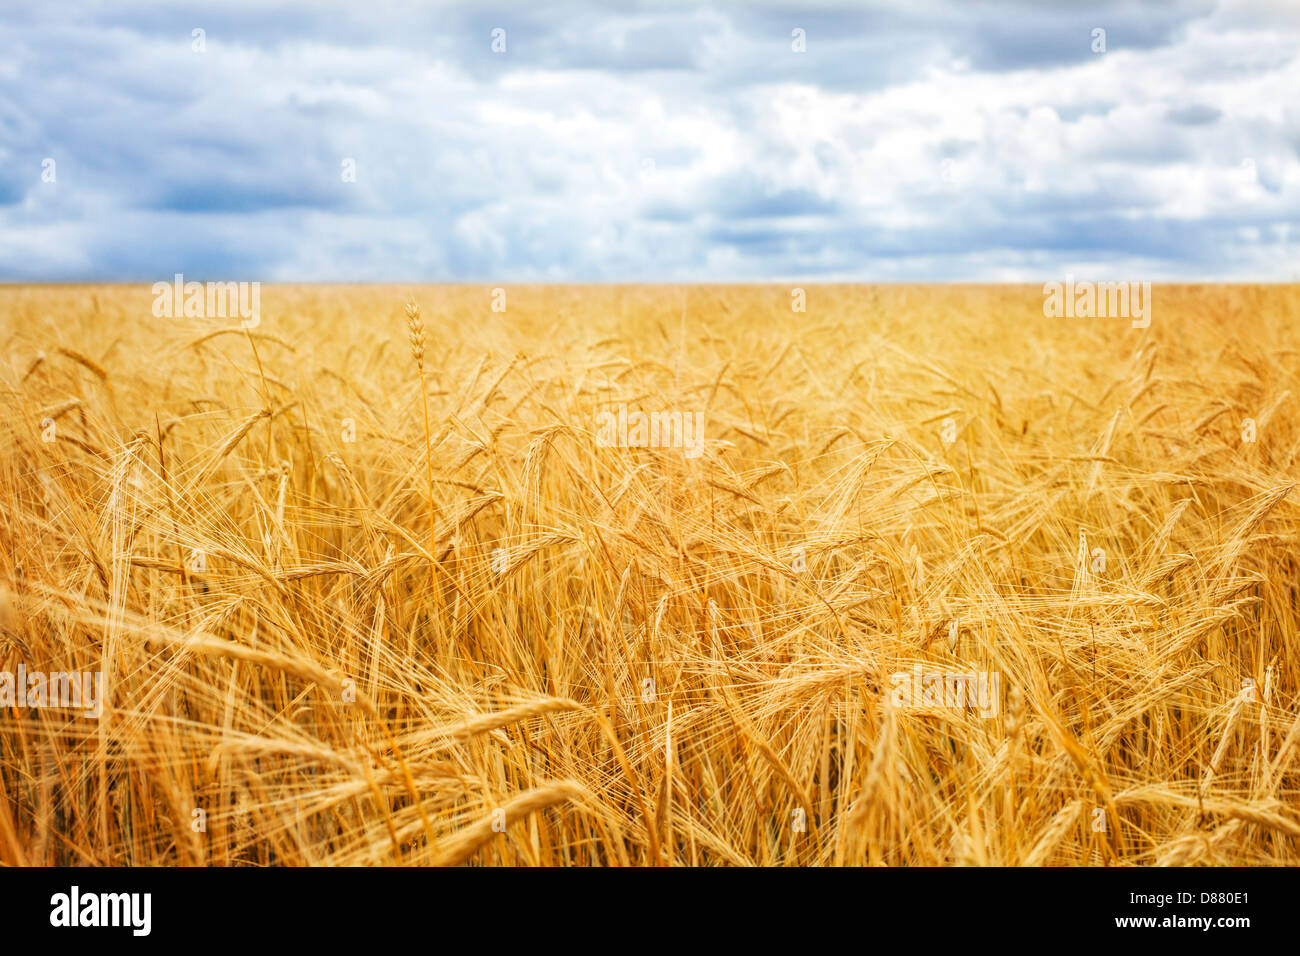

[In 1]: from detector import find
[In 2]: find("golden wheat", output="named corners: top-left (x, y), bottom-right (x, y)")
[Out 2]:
top-left (1, 282), bottom-right (1298, 866)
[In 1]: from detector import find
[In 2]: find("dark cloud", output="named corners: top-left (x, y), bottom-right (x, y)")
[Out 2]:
top-left (1166, 104), bottom-right (1222, 125)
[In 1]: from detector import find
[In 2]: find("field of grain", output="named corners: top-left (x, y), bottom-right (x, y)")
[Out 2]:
top-left (1, 283), bottom-right (1298, 866)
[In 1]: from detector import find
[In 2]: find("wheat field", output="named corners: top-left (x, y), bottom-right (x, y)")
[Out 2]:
top-left (1, 282), bottom-right (1298, 866)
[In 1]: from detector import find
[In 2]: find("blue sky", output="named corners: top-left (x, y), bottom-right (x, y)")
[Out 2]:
top-left (1, 1), bottom-right (1298, 281)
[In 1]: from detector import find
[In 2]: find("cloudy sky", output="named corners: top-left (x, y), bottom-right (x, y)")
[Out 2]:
top-left (2, 1), bottom-right (1298, 282)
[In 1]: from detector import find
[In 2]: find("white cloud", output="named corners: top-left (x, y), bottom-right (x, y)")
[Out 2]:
top-left (0, 1), bottom-right (1297, 280)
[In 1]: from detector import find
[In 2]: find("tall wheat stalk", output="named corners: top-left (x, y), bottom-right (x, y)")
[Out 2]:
top-left (406, 300), bottom-right (437, 576)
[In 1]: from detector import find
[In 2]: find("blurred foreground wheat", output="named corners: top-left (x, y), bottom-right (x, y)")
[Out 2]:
top-left (1, 283), bottom-right (1298, 866)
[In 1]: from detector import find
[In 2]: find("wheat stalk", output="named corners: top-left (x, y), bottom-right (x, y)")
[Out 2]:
top-left (406, 299), bottom-right (438, 584)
